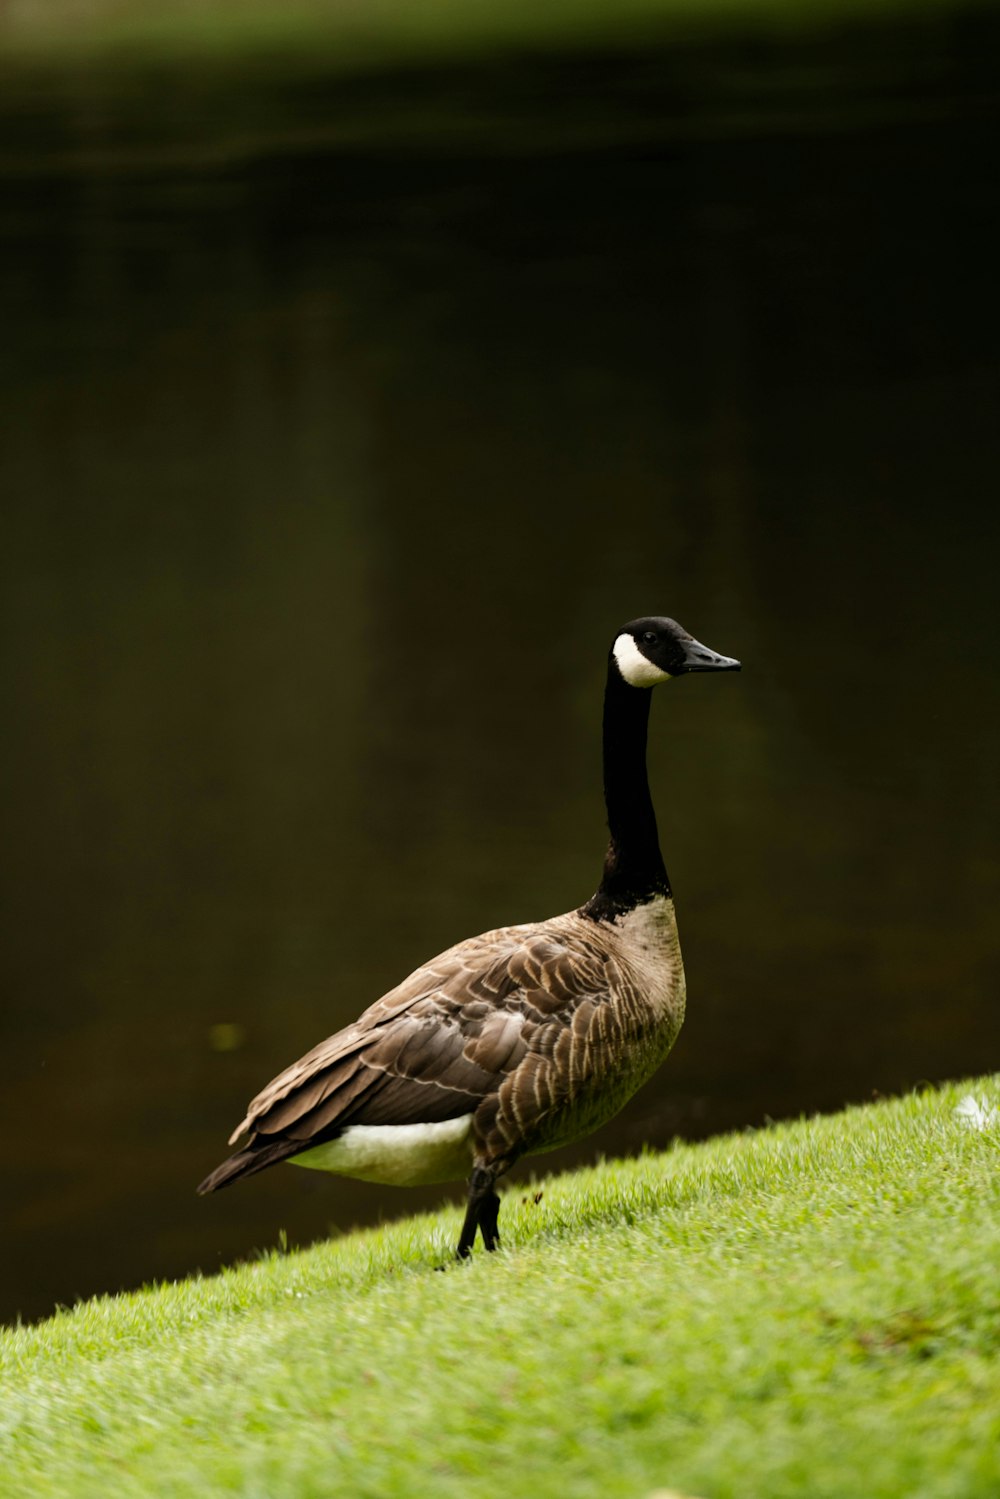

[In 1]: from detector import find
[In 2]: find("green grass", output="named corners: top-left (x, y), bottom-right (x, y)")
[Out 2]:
top-left (3, 1077), bottom-right (999, 1498)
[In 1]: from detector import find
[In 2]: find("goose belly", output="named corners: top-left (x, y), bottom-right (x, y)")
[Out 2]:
top-left (526, 1043), bottom-right (677, 1156)
top-left (527, 970), bottom-right (687, 1154)
top-left (288, 1114), bottom-right (476, 1187)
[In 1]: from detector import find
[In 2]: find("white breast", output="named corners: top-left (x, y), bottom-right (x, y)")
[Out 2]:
top-left (288, 1114), bottom-right (476, 1187)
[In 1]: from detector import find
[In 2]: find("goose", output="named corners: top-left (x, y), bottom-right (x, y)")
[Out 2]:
top-left (198, 616), bottom-right (740, 1258)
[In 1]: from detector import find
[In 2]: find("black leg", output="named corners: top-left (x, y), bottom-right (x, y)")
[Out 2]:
top-left (456, 1166), bottom-right (501, 1259)
top-left (478, 1190), bottom-right (501, 1252)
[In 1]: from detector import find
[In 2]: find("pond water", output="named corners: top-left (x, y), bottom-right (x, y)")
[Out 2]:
top-left (2, 22), bottom-right (999, 1323)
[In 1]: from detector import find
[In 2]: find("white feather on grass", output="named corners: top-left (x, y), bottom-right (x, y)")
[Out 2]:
top-left (953, 1094), bottom-right (999, 1132)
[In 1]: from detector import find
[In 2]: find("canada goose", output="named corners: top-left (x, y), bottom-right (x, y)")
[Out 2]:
top-left (198, 616), bottom-right (740, 1258)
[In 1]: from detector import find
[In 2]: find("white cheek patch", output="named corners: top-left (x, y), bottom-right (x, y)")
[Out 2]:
top-left (613, 633), bottom-right (672, 688)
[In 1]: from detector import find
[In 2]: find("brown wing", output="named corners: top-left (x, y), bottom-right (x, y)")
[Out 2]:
top-left (224, 919), bottom-right (625, 1159)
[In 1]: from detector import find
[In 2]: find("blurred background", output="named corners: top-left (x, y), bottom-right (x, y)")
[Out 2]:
top-left (2, 0), bottom-right (998, 1325)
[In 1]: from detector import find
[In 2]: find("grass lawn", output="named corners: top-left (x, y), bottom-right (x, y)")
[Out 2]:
top-left (3, 1076), bottom-right (999, 1497)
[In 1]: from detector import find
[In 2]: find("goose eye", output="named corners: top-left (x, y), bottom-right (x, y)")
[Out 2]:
top-left (642, 632), bottom-right (657, 645)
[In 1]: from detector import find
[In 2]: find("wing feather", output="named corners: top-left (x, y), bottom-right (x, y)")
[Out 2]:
top-left (224, 918), bottom-right (642, 1160)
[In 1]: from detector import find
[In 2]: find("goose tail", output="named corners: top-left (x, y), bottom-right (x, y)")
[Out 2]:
top-left (197, 1136), bottom-right (300, 1194)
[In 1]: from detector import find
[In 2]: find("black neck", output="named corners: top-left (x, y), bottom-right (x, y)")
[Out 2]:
top-left (581, 664), bottom-right (670, 922)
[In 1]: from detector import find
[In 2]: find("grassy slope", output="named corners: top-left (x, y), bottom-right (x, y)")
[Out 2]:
top-left (3, 1077), bottom-right (999, 1498)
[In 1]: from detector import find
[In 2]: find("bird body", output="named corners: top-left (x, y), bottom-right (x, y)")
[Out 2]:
top-left (198, 616), bottom-right (739, 1258)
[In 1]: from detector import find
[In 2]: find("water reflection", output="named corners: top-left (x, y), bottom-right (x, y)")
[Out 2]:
top-left (2, 40), bottom-right (999, 1324)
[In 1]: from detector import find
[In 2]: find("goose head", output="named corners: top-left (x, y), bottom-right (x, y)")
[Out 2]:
top-left (611, 616), bottom-right (741, 689)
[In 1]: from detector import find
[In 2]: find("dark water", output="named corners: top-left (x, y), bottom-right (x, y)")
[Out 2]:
top-left (2, 21), bottom-right (999, 1324)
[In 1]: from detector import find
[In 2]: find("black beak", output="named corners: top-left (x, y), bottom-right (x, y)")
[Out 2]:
top-left (680, 636), bottom-right (741, 673)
